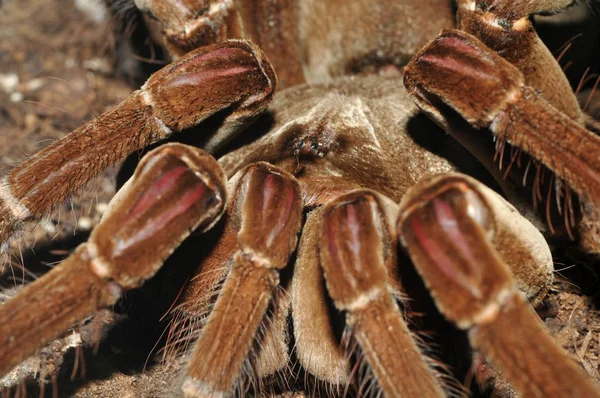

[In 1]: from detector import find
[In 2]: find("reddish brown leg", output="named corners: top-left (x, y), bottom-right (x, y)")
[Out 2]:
top-left (457, 0), bottom-right (582, 123)
top-left (397, 173), bottom-right (600, 398)
top-left (133, 0), bottom-right (243, 58)
top-left (135, 0), bottom-right (305, 88)
top-left (319, 190), bottom-right (446, 398)
top-left (0, 40), bottom-right (275, 252)
top-left (182, 163), bottom-right (302, 397)
top-left (0, 143), bottom-right (227, 378)
top-left (404, 29), bottom-right (600, 213)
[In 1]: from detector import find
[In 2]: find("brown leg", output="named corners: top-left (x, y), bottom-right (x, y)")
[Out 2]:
top-left (134, 0), bottom-right (305, 88)
top-left (404, 29), bottom-right (600, 213)
top-left (403, 173), bottom-right (554, 307)
top-left (397, 173), bottom-right (600, 397)
top-left (457, 0), bottom-right (582, 123)
top-left (0, 143), bottom-right (227, 378)
top-left (0, 40), bottom-right (275, 252)
top-left (183, 162), bottom-right (302, 397)
top-left (319, 190), bottom-right (446, 398)
top-left (133, 0), bottom-right (243, 58)
top-left (252, 288), bottom-right (291, 381)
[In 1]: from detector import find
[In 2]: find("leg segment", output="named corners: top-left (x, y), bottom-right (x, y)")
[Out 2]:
top-left (457, 0), bottom-right (582, 123)
top-left (0, 40), bottom-right (275, 252)
top-left (135, 0), bottom-right (305, 88)
top-left (0, 143), bottom-right (227, 378)
top-left (397, 173), bottom-right (600, 397)
top-left (319, 190), bottom-right (446, 398)
top-left (404, 29), bottom-right (600, 213)
top-left (165, 211), bottom-right (239, 359)
top-left (401, 173), bottom-right (554, 307)
top-left (182, 162), bottom-right (302, 397)
top-left (133, 0), bottom-right (243, 58)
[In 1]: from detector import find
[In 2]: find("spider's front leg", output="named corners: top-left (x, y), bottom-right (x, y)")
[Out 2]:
top-left (456, 0), bottom-right (583, 123)
top-left (404, 29), bottom-right (600, 253)
top-left (0, 39), bottom-right (275, 253)
top-left (319, 191), bottom-right (447, 398)
top-left (0, 143), bottom-right (227, 378)
top-left (132, 0), bottom-right (306, 88)
top-left (319, 174), bottom-right (596, 397)
top-left (182, 162), bottom-right (303, 397)
top-left (397, 174), bottom-right (600, 397)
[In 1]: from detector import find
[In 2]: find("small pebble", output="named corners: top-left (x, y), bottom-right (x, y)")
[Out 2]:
top-left (24, 113), bottom-right (38, 131)
top-left (0, 73), bottom-right (19, 93)
top-left (74, 0), bottom-right (107, 23)
top-left (96, 202), bottom-right (109, 215)
top-left (65, 58), bottom-right (76, 69)
top-left (78, 216), bottom-right (94, 230)
top-left (9, 92), bottom-right (23, 102)
top-left (84, 58), bottom-right (112, 74)
top-left (24, 78), bottom-right (44, 92)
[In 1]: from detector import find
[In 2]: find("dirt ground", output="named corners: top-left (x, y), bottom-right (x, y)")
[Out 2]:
top-left (1, 0), bottom-right (600, 397)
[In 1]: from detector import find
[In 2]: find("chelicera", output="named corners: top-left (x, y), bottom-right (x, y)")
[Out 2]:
top-left (1, 0), bottom-right (600, 396)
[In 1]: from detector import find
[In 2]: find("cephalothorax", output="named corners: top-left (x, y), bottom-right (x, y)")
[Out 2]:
top-left (1, 0), bottom-right (600, 397)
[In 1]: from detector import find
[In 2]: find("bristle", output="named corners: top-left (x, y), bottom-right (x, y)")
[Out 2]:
top-left (502, 146), bottom-right (521, 180)
top-left (161, 267), bottom-right (227, 362)
top-left (564, 185), bottom-right (576, 240)
top-left (576, 67), bottom-right (591, 96)
top-left (522, 158), bottom-right (532, 187)
top-left (534, 162), bottom-right (543, 205)
top-left (555, 178), bottom-right (564, 215)
top-left (494, 137), bottom-right (584, 240)
top-left (493, 137), bottom-right (505, 167)
top-left (584, 75), bottom-right (600, 111)
top-left (546, 178), bottom-right (557, 235)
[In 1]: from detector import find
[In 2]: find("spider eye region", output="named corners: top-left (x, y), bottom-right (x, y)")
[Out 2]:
top-left (286, 96), bottom-right (379, 163)
top-left (291, 136), bottom-right (329, 160)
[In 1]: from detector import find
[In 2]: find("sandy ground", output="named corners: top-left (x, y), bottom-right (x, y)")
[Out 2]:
top-left (1, 0), bottom-right (600, 397)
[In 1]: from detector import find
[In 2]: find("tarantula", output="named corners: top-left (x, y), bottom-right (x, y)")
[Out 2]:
top-left (1, 0), bottom-right (600, 396)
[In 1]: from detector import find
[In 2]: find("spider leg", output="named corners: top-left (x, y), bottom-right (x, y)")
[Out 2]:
top-left (397, 172), bottom-right (600, 397)
top-left (0, 143), bottom-right (227, 379)
top-left (182, 162), bottom-right (303, 397)
top-left (134, 0), bottom-right (306, 88)
top-left (0, 39), bottom-right (275, 253)
top-left (319, 190), bottom-right (446, 398)
top-left (456, 0), bottom-right (582, 123)
top-left (133, 0), bottom-right (455, 88)
top-left (166, 210), bottom-right (292, 391)
top-left (404, 29), bottom-right (600, 218)
top-left (133, 0), bottom-right (243, 58)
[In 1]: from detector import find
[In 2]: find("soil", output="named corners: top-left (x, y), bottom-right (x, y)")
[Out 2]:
top-left (1, 1), bottom-right (600, 397)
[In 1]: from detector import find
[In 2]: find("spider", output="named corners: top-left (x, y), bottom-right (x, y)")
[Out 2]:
top-left (1, 0), bottom-right (600, 396)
